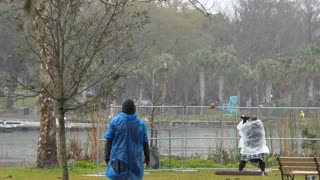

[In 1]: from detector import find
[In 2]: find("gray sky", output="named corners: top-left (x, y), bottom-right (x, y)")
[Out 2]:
top-left (199, 0), bottom-right (235, 14)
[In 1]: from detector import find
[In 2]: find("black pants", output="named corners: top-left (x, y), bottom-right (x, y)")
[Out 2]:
top-left (239, 159), bottom-right (266, 171)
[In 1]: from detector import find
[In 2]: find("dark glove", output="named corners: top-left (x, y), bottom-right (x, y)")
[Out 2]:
top-left (243, 118), bottom-right (247, 124)
top-left (145, 160), bottom-right (150, 168)
top-left (105, 157), bottom-right (109, 165)
top-left (240, 115), bottom-right (250, 124)
top-left (105, 140), bottom-right (112, 165)
top-left (143, 142), bottom-right (150, 168)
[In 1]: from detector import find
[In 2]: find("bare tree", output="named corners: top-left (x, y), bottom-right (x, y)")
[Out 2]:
top-left (298, 0), bottom-right (320, 43)
top-left (233, 0), bottom-right (304, 66)
top-left (0, 0), bottom-right (150, 179)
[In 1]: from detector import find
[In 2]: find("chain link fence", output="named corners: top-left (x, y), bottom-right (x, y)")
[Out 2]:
top-left (96, 105), bottom-right (320, 171)
top-left (1, 104), bottom-right (319, 170)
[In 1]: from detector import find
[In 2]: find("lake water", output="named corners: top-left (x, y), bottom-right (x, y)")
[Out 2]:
top-left (0, 127), bottom-right (239, 167)
top-left (1, 123), bottom-right (291, 168)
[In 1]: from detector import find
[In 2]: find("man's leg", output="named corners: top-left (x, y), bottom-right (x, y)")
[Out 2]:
top-left (239, 160), bottom-right (246, 171)
top-left (259, 161), bottom-right (266, 172)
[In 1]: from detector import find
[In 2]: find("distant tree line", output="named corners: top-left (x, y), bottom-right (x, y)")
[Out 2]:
top-left (119, 0), bottom-right (320, 107)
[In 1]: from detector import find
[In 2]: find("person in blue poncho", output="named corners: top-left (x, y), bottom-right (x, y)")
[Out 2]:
top-left (104, 99), bottom-right (150, 180)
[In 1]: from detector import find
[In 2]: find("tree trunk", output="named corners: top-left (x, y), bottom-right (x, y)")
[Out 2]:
top-left (305, 6), bottom-right (313, 44)
top-left (307, 75), bottom-right (314, 106)
top-left (58, 106), bottom-right (68, 180)
top-left (265, 81), bottom-right (272, 104)
top-left (218, 75), bottom-right (224, 104)
top-left (184, 83), bottom-right (189, 107)
top-left (160, 67), bottom-right (168, 105)
top-left (138, 79), bottom-right (144, 103)
top-left (35, 1), bottom-right (58, 169)
top-left (287, 93), bottom-right (292, 106)
top-left (199, 66), bottom-right (205, 115)
top-left (280, 88), bottom-right (291, 106)
top-left (37, 95), bottom-right (57, 168)
top-left (6, 79), bottom-right (16, 110)
top-left (237, 88), bottom-right (241, 106)
top-left (255, 85), bottom-right (259, 106)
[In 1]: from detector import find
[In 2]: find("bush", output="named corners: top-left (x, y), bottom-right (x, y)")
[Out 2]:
top-left (265, 155), bottom-right (277, 167)
top-left (74, 161), bottom-right (96, 169)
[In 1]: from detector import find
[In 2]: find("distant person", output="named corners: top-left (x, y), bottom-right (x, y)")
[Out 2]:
top-left (300, 110), bottom-right (305, 118)
top-left (104, 99), bottom-right (150, 180)
top-left (237, 115), bottom-right (269, 175)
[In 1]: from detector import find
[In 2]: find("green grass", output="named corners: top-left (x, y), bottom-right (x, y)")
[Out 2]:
top-left (15, 97), bottom-right (38, 107)
top-left (0, 96), bottom-right (38, 108)
top-left (0, 168), bottom-right (312, 180)
top-left (0, 168), bottom-right (97, 180)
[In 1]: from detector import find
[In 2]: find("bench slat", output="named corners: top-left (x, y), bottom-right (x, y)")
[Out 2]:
top-left (280, 166), bottom-right (318, 171)
top-left (285, 171), bottom-right (319, 175)
top-left (279, 162), bottom-right (316, 166)
top-left (278, 157), bottom-right (316, 162)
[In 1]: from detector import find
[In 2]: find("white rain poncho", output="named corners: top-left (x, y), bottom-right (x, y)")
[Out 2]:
top-left (237, 119), bottom-right (269, 155)
top-left (103, 112), bottom-right (148, 180)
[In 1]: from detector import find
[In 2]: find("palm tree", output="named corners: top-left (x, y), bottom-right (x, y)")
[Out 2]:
top-left (296, 45), bottom-right (320, 106)
top-left (190, 48), bottom-right (213, 114)
top-left (234, 64), bottom-right (253, 106)
top-left (275, 58), bottom-right (302, 105)
top-left (255, 59), bottom-right (280, 104)
top-left (213, 46), bottom-right (239, 104)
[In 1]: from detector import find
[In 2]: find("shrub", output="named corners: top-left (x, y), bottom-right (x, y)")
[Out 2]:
top-left (74, 161), bottom-right (96, 169)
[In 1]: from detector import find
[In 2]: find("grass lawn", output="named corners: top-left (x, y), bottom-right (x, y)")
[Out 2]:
top-left (0, 168), bottom-right (312, 180)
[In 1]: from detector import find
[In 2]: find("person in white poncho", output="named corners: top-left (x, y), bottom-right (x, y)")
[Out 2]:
top-left (237, 115), bottom-right (269, 174)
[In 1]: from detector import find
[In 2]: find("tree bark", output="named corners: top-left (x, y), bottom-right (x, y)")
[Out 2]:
top-left (138, 78), bottom-right (144, 103)
top-left (280, 87), bottom-right (291, 106)
top-left (6, 79), bottom-right (16, 110)
top-left (265, 81), bottom-right (272, 104)
top-left (35, 1), bottom-right (58, 169)
top-left (237, 88), bottom-right (241, 106)
top-left (160, 67), bottom-right (168, 105)
top-left (307, 74), bottom-right (314, 106)
top-left (37, 94), bottom-right (57, 168)
top-left (218, 75), bottom-right (224, 104)
top-left (58, 106), bottom-right (68, 180)
top-left (255, 85), bottom-right (259, 106)
top-left (287, 93), bottom-right (292, 106)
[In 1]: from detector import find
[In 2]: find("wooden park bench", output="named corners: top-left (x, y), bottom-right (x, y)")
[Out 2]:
top-left (277, 156), bottom-right (320, 180)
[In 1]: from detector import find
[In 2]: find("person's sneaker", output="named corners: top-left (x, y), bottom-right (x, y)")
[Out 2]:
top-left (262, 171), bottom-right (268, 176)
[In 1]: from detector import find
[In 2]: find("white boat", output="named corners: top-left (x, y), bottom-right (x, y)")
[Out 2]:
top-left (0, 120), bottom-right (22, 132)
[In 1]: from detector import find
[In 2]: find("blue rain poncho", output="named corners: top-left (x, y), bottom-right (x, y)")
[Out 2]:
top-left (237, 119), bottom-right (269, 155)
top-left (103, 112), bottom-right (148, 180)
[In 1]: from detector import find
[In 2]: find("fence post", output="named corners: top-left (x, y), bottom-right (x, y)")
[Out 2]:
top-left (220, 108), bottom-right (224, 165)
top-left (169, 128), bottom-right (171, 169)
top-left (96, 110), bottom-right (101, 174)
top-left (183, 106), bottom-right (188, 170)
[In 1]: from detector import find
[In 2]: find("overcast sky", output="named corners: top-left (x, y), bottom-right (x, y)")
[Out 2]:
top-left (198, 0), bottom-right (235, 14)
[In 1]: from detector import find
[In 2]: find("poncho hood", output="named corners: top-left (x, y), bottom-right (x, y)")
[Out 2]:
top-left (120, 112), bottom-right (137, 120)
